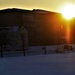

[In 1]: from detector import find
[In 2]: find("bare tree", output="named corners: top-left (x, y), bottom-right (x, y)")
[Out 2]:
top-left (19, 26), bottom-right (28, 56)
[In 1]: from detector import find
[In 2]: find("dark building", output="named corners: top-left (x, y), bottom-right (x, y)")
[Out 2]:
top-left (0, 8), bottom-right (75, 51)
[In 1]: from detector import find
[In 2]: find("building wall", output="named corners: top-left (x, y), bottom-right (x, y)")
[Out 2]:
top-left (22, 11), bottom-right (63, 45)
top-left (0, 12), bottom-right (15, 27)
top-left (0, 9), bottom-right (75, 48)
top-left (0, 11), bottom-right (28, 51)
top-left (0, 9), bottom-right (66, 47)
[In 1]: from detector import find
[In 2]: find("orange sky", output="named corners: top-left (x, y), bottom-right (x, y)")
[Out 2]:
top-left (0, 0), bottom-right (75, 12)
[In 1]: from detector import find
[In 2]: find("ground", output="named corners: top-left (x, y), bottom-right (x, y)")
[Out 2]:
top-left (0, 52), bottom-right (75, 75)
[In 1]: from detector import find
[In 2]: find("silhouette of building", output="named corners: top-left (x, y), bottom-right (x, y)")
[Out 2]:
top-left (0, 8), bottom-right (74, 51)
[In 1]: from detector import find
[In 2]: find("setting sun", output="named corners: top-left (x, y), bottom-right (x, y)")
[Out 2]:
top-left (60, 4), bottom-right (75, 20)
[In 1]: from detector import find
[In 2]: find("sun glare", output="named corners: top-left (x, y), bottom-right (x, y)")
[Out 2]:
top-left (60, 4), bottom-right (75, 20)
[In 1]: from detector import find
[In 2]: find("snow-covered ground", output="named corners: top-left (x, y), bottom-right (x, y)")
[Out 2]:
top-left (0, 53), bottom-right (75, 75)
top-left (0, 45), bottom-right (75, 75)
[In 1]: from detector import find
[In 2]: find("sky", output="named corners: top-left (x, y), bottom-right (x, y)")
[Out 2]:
top-left (0, 0), bottom-right (75, 12)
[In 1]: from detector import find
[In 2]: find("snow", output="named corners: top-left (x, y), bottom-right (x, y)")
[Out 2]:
top-left (0, 52), bottom-right (75, 75)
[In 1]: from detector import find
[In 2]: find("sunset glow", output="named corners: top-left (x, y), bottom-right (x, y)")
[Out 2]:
top-left (60, 4), bottom-right (75, 20)
top-left (59, 4), bottom-right (75, 44)
top-left (66, 26), bottom-right (70, 44)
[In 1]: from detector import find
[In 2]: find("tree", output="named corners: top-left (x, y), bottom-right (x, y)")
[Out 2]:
top-left (19, 26), bottom-right (28, 56)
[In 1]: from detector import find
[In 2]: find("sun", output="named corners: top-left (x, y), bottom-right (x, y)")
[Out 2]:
top-left (60, 4), bottom-right (75, 20)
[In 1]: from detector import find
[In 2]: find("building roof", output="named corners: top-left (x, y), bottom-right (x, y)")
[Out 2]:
top-left (0, 8), bottom-right (61, 15)
top-left (0, 8), bottom-right (32, 13)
